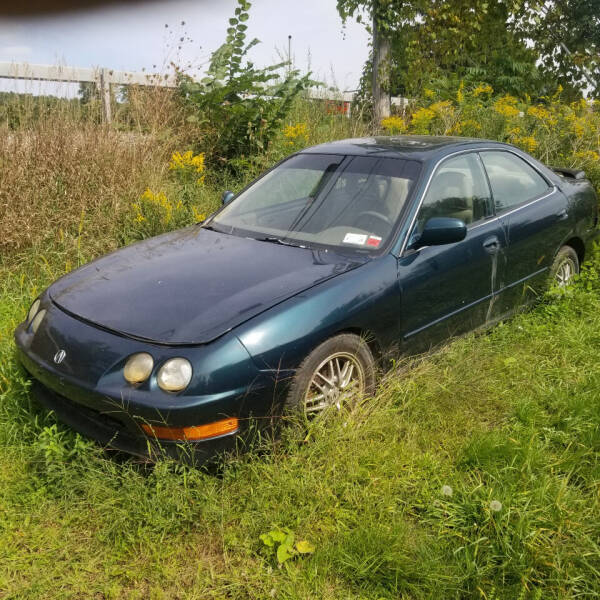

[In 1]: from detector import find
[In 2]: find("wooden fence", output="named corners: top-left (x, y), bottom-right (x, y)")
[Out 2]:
top-left (0, 61), bottom-right (407, 122)
top-left (0, 62), bottom-right (177, 122)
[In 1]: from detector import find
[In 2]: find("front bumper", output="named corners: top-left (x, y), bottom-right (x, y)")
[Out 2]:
top-left (14, 301), bottom-right (280, 464)
top-left (29, 380), bottom-right (238, 463)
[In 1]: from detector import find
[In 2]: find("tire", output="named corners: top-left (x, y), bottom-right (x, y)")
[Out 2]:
top-left (549, 246), bottom-right (579, 288)
top-left (284, 334), bottom-right (376, 419)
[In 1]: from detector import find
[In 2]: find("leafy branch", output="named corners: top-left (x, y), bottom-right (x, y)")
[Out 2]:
top-left (178, 0), bottom-right (319, 170)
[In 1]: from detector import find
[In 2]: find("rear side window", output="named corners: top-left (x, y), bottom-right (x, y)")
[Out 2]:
top-left (480, 151), bottom-right (550, 213)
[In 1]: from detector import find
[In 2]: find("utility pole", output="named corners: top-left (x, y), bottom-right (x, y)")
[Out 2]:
top-left (288, 35), bottom-right (292, 75)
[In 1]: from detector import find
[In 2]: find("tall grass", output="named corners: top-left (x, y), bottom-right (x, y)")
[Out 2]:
top-left (0, 89), bottom-right (599, 598)
top-left (1, 258), bottom-right (599, 598)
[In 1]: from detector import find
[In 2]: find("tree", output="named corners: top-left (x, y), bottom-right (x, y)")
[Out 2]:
top-left (339, 0), bottom-right (546, 114)
top-left (337, 0), bottom-right (428, 125)
top-left (371, 7), bottom-right (391, 124)
top-left (516, 0), bottom-right (600, 98)
top-left (406, 0), bottom-right (542, 98)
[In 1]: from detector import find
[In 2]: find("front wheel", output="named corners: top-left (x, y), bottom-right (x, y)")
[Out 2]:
top-left (284, 334), bottom-right (376, 419)
top-left (549, 246), bottom-right (579, 288)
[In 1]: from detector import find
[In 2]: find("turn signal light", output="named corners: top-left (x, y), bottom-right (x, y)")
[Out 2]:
top-left (141, 417), bottom-right (239, 441)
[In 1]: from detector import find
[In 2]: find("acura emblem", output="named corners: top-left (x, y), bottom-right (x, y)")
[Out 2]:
top-left (53, 349), bottom-right (66, 364)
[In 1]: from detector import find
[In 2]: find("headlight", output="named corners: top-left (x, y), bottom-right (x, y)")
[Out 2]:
top-left (124, 353), bottom-right (154, 384)
top-left (30, 309), bottom-right (46, 334)
top-left (27, 299), bottom-right (40, 324)
top-left (157, 358), bottom-right (193, 392)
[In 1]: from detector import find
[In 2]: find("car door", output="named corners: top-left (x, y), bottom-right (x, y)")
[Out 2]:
top-left (479, 150), bottom-right (572, 314)
top-left (397, 152), bottom-right (505, 352)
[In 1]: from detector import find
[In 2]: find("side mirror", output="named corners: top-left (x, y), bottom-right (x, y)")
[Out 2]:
top-left (416, 217), bottom-right (467, 247)
top-left (221, 190), bottom-right (235, 205)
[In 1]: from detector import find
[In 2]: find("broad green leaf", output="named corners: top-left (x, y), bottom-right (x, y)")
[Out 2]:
top-left (269, 530), bottom-right (287, 543)
top-left (296, 540), bottom-right (315, 554)
top-left (276, 543), bottom-right (294, 564)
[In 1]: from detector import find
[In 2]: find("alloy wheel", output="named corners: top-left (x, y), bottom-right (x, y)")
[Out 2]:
top-left (303, 352), bottom-right (365, 416)
top-left (555, 257), bottom-right (577, 287)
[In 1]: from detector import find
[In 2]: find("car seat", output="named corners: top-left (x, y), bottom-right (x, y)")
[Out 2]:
top-left (423, 171), bottom-right (473, 225)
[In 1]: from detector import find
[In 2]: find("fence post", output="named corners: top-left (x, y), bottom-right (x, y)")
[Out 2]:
top-left (100, 68), bottom-right (111, 123)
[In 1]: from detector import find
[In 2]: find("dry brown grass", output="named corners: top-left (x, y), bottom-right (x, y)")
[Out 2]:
top-left (0, 119), bottom-right (175, 260)
top-left (0, 86), bottom-right (192, 262)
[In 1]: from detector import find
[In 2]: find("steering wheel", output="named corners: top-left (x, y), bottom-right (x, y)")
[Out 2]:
top-left (354, 210), bottom-right (393, 234)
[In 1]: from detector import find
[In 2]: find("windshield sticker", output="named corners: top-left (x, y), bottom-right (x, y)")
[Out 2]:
top-left (366, 235), bottom-right (382, 248)
top-left (343, 233), bottom-right (368, 245)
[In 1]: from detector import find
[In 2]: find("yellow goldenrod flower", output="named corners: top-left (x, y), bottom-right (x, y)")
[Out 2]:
top-left (449, 122), bottom-right (463, 135)
top-left (381, 116), bottom-right (407, 134)
top-left (573, 118), bottom-right (586, 138)
top-left (283, 123), bottom-right (309, 142)
top-left (169, 150), bottom-right (206, 174)
top-left (473, 84), bottom-right (493, 97)
top-left (192, 206), bottom-right (206, 222)
top-left (456, 81), bottom-right (465, 104)
top-left (493, 95), bottom-right (520, 119)
top-left (574, 150), bottom-right (600, 163)
top-left (430, 100), bottom-right (452, 115)
top-left (527, 105), bottom-right (557, 126)
top-left (515, 136), bottom-right (538, 153)
top-left (461, 119), bottom-right (482, 132)
top-left (411, 107), bottom-right (436, 132)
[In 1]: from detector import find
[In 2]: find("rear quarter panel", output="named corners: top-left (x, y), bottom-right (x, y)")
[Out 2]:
top-left (560, 176), bottom-right (599, 248)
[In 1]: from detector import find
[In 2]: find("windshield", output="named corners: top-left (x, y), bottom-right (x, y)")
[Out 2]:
top-left (210, 153), bottom-right (421, 251)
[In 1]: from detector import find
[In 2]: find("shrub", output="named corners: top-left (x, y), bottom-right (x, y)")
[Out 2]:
top-left (127, 150), bottom-right (217, 240)
top-left (383, 84), bottom-right (600, 189)
top-left (178, 0), bottom-right (317, 171)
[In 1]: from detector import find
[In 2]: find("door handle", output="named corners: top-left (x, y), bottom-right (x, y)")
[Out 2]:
top-left (483, 236), bottom-right (500, 254)
top-left (557, 209), bottom-right (568, 221)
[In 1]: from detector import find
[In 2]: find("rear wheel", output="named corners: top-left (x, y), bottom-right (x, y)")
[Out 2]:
top-left (285, 334), bottom-right (376, 419)
top-left (549, 246), bottom-right (579, 288)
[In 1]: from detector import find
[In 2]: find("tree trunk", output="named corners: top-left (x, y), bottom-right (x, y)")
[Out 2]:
top-left (372, 8), bottom-right (391, 128)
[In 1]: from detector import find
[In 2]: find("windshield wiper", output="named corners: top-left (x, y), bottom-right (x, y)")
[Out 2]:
top-left (253, 236), bottom-right (306, 248)
top-left (202, 223), bottom-right (231, 234)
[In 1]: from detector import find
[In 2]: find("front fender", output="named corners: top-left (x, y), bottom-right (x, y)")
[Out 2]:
top-left (235, 255), bottom-right (401, 373)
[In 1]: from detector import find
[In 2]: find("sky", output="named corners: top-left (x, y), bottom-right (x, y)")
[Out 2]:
top-left (0, 0), bottom-right (371, 96)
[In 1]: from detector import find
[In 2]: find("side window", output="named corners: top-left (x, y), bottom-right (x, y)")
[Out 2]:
top-left (416, 153), bottom-right (492, 232)
top-left (480, 151), bottom-right (550, 213)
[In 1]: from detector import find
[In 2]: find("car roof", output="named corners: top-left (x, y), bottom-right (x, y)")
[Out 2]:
top-left (301, 135), bottom-right (508, 161)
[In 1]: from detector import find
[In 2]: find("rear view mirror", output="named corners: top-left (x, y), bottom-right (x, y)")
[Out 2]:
top-left (222, 190), bottom-right (235, 205)
top-left (417, 217), bottom-right (467, 247)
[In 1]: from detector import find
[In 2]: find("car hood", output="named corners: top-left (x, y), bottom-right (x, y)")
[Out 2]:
top-left (49, 226), bottom-right (366, 345)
